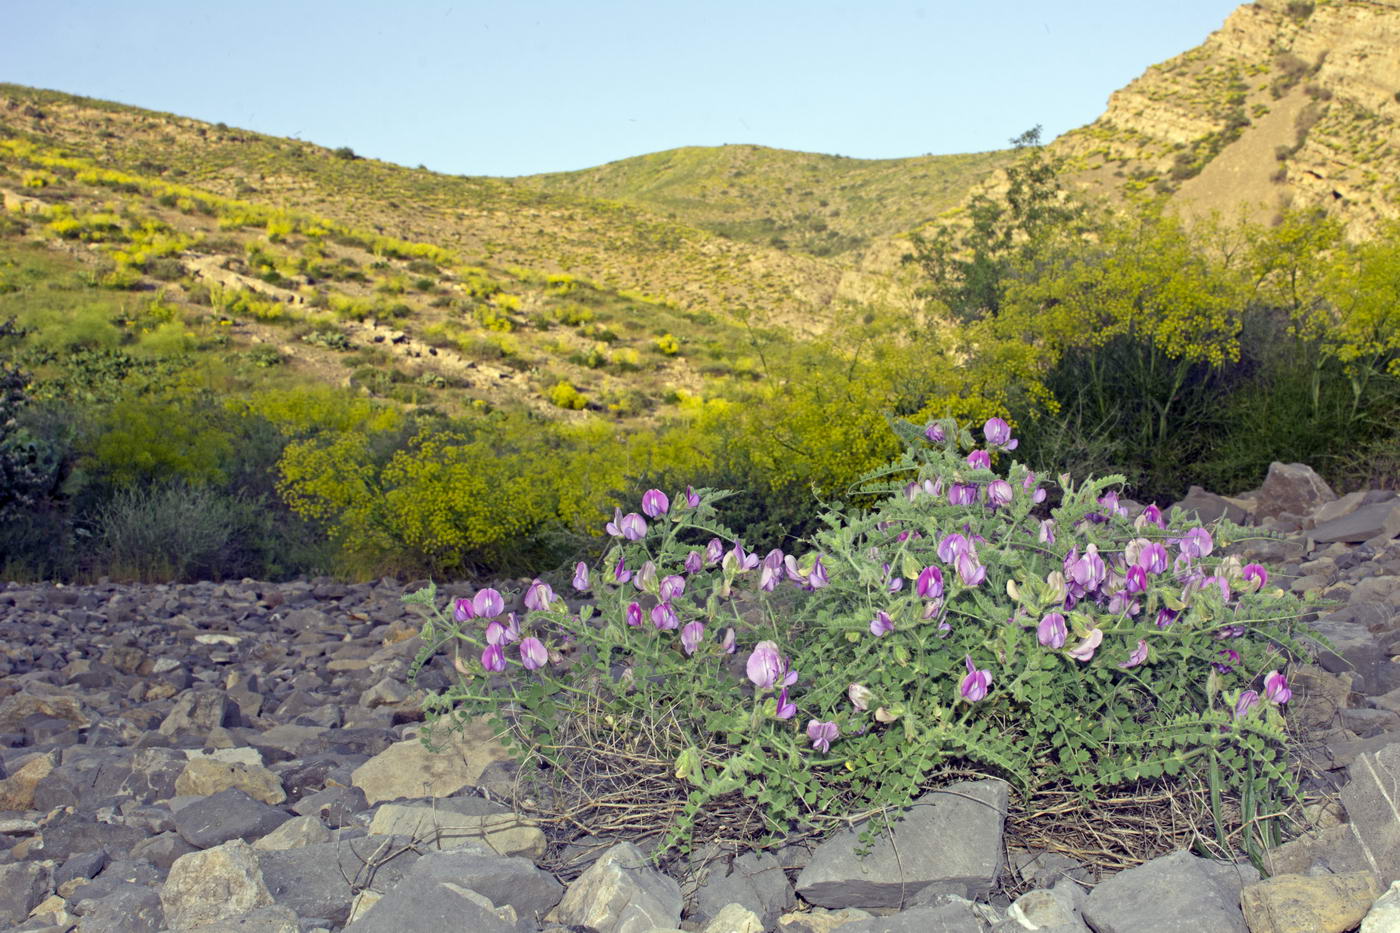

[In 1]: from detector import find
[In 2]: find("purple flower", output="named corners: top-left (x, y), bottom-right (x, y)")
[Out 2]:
top-left (956, 551), bottom-right (986, 587)
top-left (611, 556), bottom-right (632, 585)
top-left (480, 644), bottom-right (506, 673)
top-left (705, 538), bottom-right (724, 565)
top-left (1125, 565), bottom-right (1148, 595)
top-left (760, 549), bottom-right (785, 592)
top-left (807, 719), bottom-right (839, 752)
top-left (1095, 490), bottom-right (1128, 521)
top-left (625, 601), bottom-right (643, 627)
top-left (1263, 670), bottom-right (1291, 704)
top-left (1179, 527), bottom-right (1214, 560)
top-left (1037, 612), bottom-right (1067, 649)
top-left (486, 619), bottom-right (517, 646)
top-left (633, 560), bottom-right (657, 593)
top-left (641, 488), bottom-right (670, 518)
top-left (967, 449), bottom-right (992, 470)
top-left (650, 602), bottom-right (679, 631)
top-left (1234, 690), bottom-right (1259, 718)
top-left (869, 610), bottom-right (894, 637)
top-left (1120, 639), bottom-right (1149, 669)
top-left (948, 484), bottom-right (977, 506)
top-left (605, 507), bottom-right (624, 537)
top-left (659, 574), bottom-right (686, 602)
top-left (1038, 519), bottom-right (1056, 545)
top-left (960, 655), bottom-right (993, 702)
top-left (1215, 648), bottom-right (1240, 673)
top-left (1156, 607), bottom-right (1179, 629)
top-left (680, 621), bottom-right (705, 656)
top-left (572, 562), bottom-right (591, 593)
top-left (1130, 540), bottom-right (1168, 574)
top-left (1242, 564), bottom-right (1269, 591)
top-left (848, 683), bottom-right (872, 712)
top-left (727, 542), bottom-right (759, 572)
top-left (924, 422), bottom-right (946, 443)
top-left (987, 479), bottom-right (1013, 507)
top-left (746, 641), bottom-right (797, 690)
top-left (519, 636), bottom-right (548, 670)
top-left (682, 485), bottom-right (701, 508)
top-left (1066, 544), bottom-right (1107, 591)
top-left (524, 579), bottom-right (556, 612)
top-left (473, 588), bottom-right (505, 619)
top-left (453, 597), bottom-right (476, 622)
top-left (1135, 504), bottom-right (1166, 530)
top-left (916, 566), bottom-right (944, 600)
top-left (775, 688), bottom-right (797, 720)
top-left (937, 533), bottom-right (970, 564)
top-left (721, 628), bottom-right (736, 654)
top-left (684, 550), bottom-right (704, 575)
top-left (1067, 628), bottom-right (1103, 662)
top-left (983, 417), bottom-right (1016, 450)
top-left (620, 512), bottom-right (648, 541)
top-left (806, 556), bottom-right (829, 589)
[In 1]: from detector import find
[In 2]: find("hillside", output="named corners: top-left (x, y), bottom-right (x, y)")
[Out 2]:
top-left (521, 144), bottom-right (1014, 258)
top-left (1048, 0), bottom-right (1400, 236)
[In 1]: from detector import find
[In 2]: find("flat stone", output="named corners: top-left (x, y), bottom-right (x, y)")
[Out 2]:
top-left (1240, 871), bottom-right (1382, 933)
top-left (1363, 880), bottom-right (1400, 932)
top-left (1171, 486), bottom-right (1248, 525)
top-left (1081, 850), bottom-right (1257, 933)
top-left (391, 843), bottom-right (563, 922)
top-left (174, 788), bottom-right (291, 849)
top-left (252, 813), bottom-right (333, 850)
top-left (1340, 741), bottom-right (1400, 885)
top-left (0, 859), bottom-right (54, 927)
top-left (167, 904), bottom-right (301, 932)
top-left (70, 883), bottom-right (165, 933)
top-left (1314, 492), bottom-right (1369, 526)
top-left (256, 835), bottom-right (422, 926)
top-left (701, 903), bottom-right (765, 933)
top-left (350, 719), bottom-right (512, 804)
top-left (776, 907), bottom-right (875, 933)
top-left (161, 839), bottom-right (274, 929)
top-left (1314, 503), bottom-right (1400, 545)
top-left (0, 750), bottom-right (56, 811)
top-left (693, 849), bottom-right (794, 928)
top-left (367, 802), bottom-right (544, 858)
top-left (820, 900), bottom-right (984, 933)
top-left (342, 872), bottom-right (520, 933)
top-left (795, 779), bottom-right (1008, 908)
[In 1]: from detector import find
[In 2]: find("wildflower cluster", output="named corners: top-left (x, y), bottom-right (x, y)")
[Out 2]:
top-left (408, 417), bottom-right (1312, 857)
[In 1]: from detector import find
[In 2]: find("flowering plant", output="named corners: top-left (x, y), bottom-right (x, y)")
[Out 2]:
top-left (408, 417), bottom-right (1312, 860)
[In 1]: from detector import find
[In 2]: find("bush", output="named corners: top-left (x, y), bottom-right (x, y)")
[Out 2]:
top-left (547, 381), bottom-right (587, 410)
top-left (409, 418), bottom-right (1310, 861)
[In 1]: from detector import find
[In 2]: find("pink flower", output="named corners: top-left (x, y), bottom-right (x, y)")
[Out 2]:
top-left (916, 566), bottom-right (944, 600)
top-left (1066, 628), bottom-right (1103, 662)
top-left (705, 538), bottom-right (724, 565)
top-left (519, 636), bottom-right (548, 670)
top-left (641, 488), bottom-right (669, 518)
top-left (760, 549), bottom-right (785, 592)
top-left (775, 688), bottom-right (797, 720)
top-left (806, 719), bottom-right (839, 752)
top-left (1125, 565), bottom-right (1148, 595)
top-left (956, 551), bottom-right (986, 587)
top-left (869, 610), bottom-right (894, 637)
top-left (523, 579), bottom-right (556, 612)
top-left (619, 512), bottom-right (648, 541)
top-left (746, 641), bottom-right (797, 690)
top-left (680, 621), bottom-right (705, 656)
top-left (650, 602), bottom-right (679, 631)
top-left (1263, 670), bottom-right (1291, 704)
top-left (659, 574), bottom-right (686, 602)
top-left (1234, 690), bottom-right (1259, 718)
top-left (682, 486), bottom-right (701, 508)
top-left (948, 484), bottom-right (978, 505)
top-left (983, 417), bottom-right (1016, 450)
top-left (571, 562), bottom-right (591, 593)
top-left (967, 449), bottom-right (992, 470)
top-left (937, 533), bottom-right (970, 564)
top-left (925, 422), bottom-right (946, 443)
top-left (1120, 639), bottom-right (1149, 669)
top-left (721, 628), bottom-right (736, 654)
top-left (987, 479), bottom-right (1013, 507)
top-left (1242, 564), bottom-right (1269, 591)
top-left (1179, 527), bottom-right (1214, 560)
top-left (453, 598), bottom-right (475, 622)
top-left (1037, 612), bottom-right (1067, 649)
top-left (1135, 504), bottom-right (1166, 530)
top-left (625, 602), bottom-right (643, 627)
top-left (960, 655), bottom-right (992, 702)
top-left (472, 588), bottom-right (505, 619)
top-left (683, 550), bottom-right (704, 574)
top-left (480, 644), bottom-right (506, 673)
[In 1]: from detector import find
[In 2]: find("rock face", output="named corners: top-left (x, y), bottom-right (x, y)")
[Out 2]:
top-left (0, 472), bottom-right (1396, 931)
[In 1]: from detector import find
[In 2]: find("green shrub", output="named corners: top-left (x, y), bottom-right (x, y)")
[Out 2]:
top-left (409, 418), bottom-right (1310, 861)
top-left (547, 381), bottom-right (587, 410)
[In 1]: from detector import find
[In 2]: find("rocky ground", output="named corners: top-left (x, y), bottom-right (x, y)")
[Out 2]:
top-left (2, 462), bottom-right (1400, 933)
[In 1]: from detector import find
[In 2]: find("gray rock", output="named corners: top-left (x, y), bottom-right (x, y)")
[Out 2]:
top-left (165, 904), bottom-right (301, 932)
top-left (290, 783), bottom-right (368, 827)
top-left (1081, 850), bottom-right (1257, 933)
top-left (1364, 880), bottom-right (1400, 933)
top-left (693, 849), bottom-right (794, 928)
top-left (395, 843), bottom-right (564, 922)
top-left (1306, 616), bottom-right (1400, 696)
top-left (70, 883), bottom-right (164, 932)
top-left (823, 901), bottom-right (984, 933)
top-left (129, 831), bottom-right (199, 871)
top-left (795, 779), bottom-right (1008, 908)
top-left (256, 835), bottom-right (422, 926)
top-left (1257, 462), bottom-right (1336, 522)
top-left (0, 859), bottom-right (54, 926)
top-left (1340, 741), bottom-right (1400, 886)
top-left (174, 787), bottom-right (292, 848)
top-left (159, 688), bottom-right (235, 737)
top-left (1170, 486), bottom-right (1248, 525)
top-left (1313, 502), bottom-right (1400, 544)
top-left (343, 871), bottom-right (523, 933)
top-left (1004, 887), bottom-right (1090, 932)
top-left (554, 841), bottom-right (684, 933)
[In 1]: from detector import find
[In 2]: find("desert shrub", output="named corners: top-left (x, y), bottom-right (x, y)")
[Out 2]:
top-left (655, 333), bottom-right (681, 355)
top-left (91, 481), bottom-right (267, 581)
top-left (410, 418), bottom-right (1309, 862)
top-left (547, 381), bottom-right (587, 410)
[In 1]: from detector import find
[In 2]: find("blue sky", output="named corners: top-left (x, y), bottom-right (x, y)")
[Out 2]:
top-left (7, 0), bottom-right (1241, 177)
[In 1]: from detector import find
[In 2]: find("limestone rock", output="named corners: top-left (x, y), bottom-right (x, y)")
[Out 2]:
top-left (175, 756), bottom-right (287, 805)
top-left (702, 902), bottom-right (765, 933)
top-left (350, 719), bottom-right (512, 804)
top-left (554, 841), bottom-right (683, 933)
top-left (251, 813), bottom-right (333, 850)
top-left (0, 750), bottom-right (56, 811)
top-left (1340, 741), bottom-right (1400, 885)
top-left (367, 801), bottom-right (545, 858)
top-left (1363, 880), bottom-right (1400, 933)
top-left (0, 859), bottom-right (54, 926)
top-left (1240, 871), bottom-right (1382, 933)
top-left (1257, 462), bottom-right (1336, 522)
top-left (161, 839), bottom-right (274, 929)
top-left (1081, 850), bottom-right (1257, 933)
top-left (777, 907), bottom-right (875, 933)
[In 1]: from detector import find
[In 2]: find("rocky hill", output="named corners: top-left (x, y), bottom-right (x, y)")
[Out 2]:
top-left (1050, 0), bottom-right (1400, 236)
